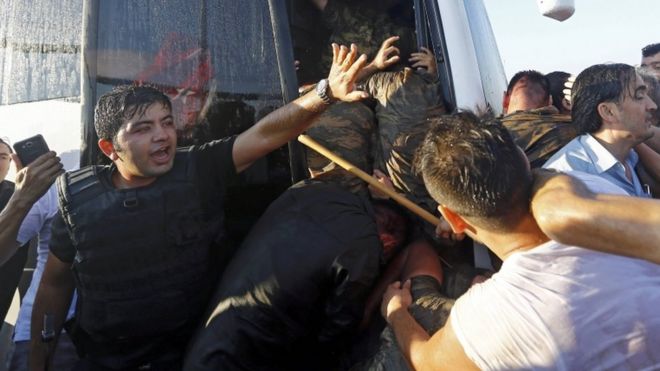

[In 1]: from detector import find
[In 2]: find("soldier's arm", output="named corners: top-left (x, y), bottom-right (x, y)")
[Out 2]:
top-left (355, 36), bottom-right (401, 82)
top-left (29, 252), bottom-right (75, 371)
top-left (531, 170), bottom-right (660, 264)
top-left (0, 152), bottom-right (62, 265)
top-left (232, 43), bottom-right (368, 173)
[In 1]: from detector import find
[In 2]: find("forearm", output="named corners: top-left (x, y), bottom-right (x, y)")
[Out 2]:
top-left (531, 173), bottom-right (660, 264)
top-left (29, 257), bottom-right (75, 370)
top-left (0, 192), bottom-right (34, 264)
top-left (356, 63), bottom-right (379, 82)
top-left (388, 308), bottom-right (434, 371)
top-left (635, 143), bottom-right (660, 183)
top-left (644, 127), bottom-right (660, 153)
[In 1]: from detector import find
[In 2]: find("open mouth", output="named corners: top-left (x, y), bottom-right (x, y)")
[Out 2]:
top-left (151, 146), bottom-right (171, 164)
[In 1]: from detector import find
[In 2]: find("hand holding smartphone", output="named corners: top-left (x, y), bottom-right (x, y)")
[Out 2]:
top-left (13, 134), bottom-right (50, 166)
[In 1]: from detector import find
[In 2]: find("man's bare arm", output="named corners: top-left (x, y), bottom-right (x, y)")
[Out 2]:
top-left (644, 126), bottom-right (660, 153)
top-left (232, 43), bottom-right (369, 173)
top-left (531, 170), bottom-right (660, 264)
top-left (382, 280), bottom-right (478, 371)
top-left (29, 252), bottom-right (75, 371)
top-left (0, 152), bottom-right (62, 265)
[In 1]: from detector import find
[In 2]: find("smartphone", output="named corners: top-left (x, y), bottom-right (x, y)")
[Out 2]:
top-left (13, 134), bottom-right (50, 166)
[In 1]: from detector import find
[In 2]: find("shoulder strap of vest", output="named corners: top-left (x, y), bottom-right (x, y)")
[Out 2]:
top-left (168, 146), bottom-right (197, 184)
top-left (57, 166), bottom-right (106, 213)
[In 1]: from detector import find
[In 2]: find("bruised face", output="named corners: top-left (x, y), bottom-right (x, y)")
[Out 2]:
top-left (105, 102), bottom-right (177, 188)
top-left (0, 142), bottom-right (11, 182)
top-left (373, 203), bottom-right (408, 260)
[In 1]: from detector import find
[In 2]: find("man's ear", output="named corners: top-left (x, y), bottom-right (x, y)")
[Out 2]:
top-left (502, 91), bottom-right (510, 113)
top-left (438, 205), bottom-right (472, 234)
top-left (98, 138), bottom-right (119, 161)
top-left (561, 97), bottom-right (572, 112)
top-left (597, 101), bottom-right (618, 124)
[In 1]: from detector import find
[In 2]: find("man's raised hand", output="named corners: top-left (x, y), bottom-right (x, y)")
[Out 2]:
top-left (13, 151), bottom-right (63, 205)
top-left (327, 43), bottom-right (370, 102)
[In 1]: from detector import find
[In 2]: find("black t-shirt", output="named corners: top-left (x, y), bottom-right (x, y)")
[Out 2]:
top-left (50, 137), bottom-right (237, 263)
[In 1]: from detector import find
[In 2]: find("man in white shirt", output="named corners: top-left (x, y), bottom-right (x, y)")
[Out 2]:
top-left (381, 112), bottom-right (660, 370)
top-left (544, 63), bottom-right (657, 198)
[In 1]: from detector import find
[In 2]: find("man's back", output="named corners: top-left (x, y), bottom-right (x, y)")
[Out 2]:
top-left (184, 180), bottom-right (383, 371)
top-left (501, 106), bottom-right (577, 168)
top-left (451, 241), bottom-right (660, 370)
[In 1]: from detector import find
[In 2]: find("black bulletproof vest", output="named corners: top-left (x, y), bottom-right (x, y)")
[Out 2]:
top-left (57, 148), bottom-right (222, 343)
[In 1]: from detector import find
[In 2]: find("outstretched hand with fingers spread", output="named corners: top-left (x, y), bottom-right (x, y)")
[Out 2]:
top-left (327, 43), bottom-right (370, 102)
top-left (371, 36), bottom-right (401, 71)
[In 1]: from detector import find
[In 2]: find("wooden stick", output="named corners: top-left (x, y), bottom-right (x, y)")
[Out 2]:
top-left (298, 134), bottom-right (440, 226)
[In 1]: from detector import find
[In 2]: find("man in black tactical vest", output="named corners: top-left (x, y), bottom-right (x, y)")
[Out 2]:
top-left (28, 43), bottom-right (370, 371)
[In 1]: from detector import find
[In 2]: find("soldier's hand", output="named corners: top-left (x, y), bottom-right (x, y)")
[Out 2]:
top-left (327, 43), bottom-right (370, 103)
top-left (13, 151), bottom-right (63, 205)
top-left (371, 36), bottom-right (401, 71)
top-left (562, 74), bottom-right (575, 106)
top-left (409, 47), bottom-right (437, 76)
top-left (369, 169), bottom-right (395, 200)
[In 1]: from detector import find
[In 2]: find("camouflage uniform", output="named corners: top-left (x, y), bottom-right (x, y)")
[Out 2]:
top-left (320, 0), bottom-right (415, 76)
top-left (364, 68), bottom-right (446, 229)
top-left (305, 101), bottom-right (376, 195)
top-left (500, 106), bottom-right (578, 169)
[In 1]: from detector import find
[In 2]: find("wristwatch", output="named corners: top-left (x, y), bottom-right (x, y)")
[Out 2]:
top-left (316, 79), bottom-right (333, 105)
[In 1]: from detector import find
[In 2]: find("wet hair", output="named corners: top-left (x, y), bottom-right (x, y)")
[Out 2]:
top-left (546, 71), bottom-right (571, 112)
top-left (642, 43), bottom-right (660, 58)
top-left (0, 137), bottom-right (12, 153)
top-left (571, 63), bottom-right (636, 134)
top-left (94, 84), bottom-right (172, 142)
top-left (415, 112), bottom-right (532, 230)
top-left (505, 70), bottom-right (550, 110)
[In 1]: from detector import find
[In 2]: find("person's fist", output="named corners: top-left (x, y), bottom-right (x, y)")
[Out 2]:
top-left (381, 279), bottom-right (412, 323)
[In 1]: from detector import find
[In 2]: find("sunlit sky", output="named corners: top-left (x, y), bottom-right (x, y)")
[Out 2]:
top-left (483, 0), bottom-right (659, 80)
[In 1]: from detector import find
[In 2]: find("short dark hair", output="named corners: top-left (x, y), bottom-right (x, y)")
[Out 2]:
top-left (94, 84), bottom-right (172, 142)
top-left (415, 112), bottom-right (532, 229)
top-left (642, 43), bottom-right (660, 58)
top-left (506, 70), bottom-right (550, 96)
top-left (0, 137), bottom-right (12, 153)
top-left (571, 63), bottom-right (636, 134)
top-left (545, 71), bottom-right (571, 112)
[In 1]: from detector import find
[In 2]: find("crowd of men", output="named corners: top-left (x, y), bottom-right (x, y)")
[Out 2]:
top-left (1, 7), bottom-right (659, 370)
